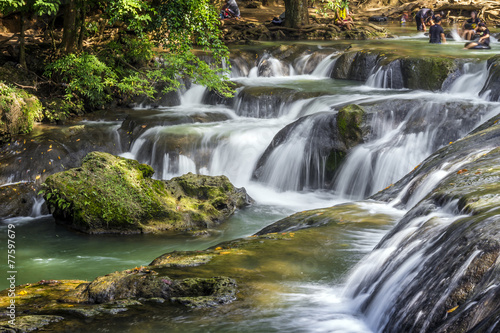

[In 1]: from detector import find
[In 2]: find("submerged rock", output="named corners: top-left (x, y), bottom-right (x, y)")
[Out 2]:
top-left (41, 152), bottom-right (251, 234)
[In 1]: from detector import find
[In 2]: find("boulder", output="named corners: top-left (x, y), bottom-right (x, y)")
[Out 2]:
top-left (480, 55), bottom-right (500, 101)
top-left (41, 152), bottom-right (252, 234)
top-left (0, 83), bottom-right (43, 143)
top-left (83, 268), bottom-right (236, 308)
top-left (253, 104), bottom-right (366, 190)
top-left (0, 182), bottom-right (44, 218)
top-left (400, 56), bottom-right (457, 91)
top-left (359, 114), bottom-right (500, 332)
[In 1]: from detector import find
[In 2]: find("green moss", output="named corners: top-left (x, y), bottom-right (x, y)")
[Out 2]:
top-left (0, 82), bottom-right (43, 142)
top-left (337, 104), bottom-right (365, 148)
top-left (401, 57), bottom-right (456, 91)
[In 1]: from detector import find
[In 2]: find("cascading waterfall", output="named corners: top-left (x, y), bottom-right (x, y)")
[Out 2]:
top-left (5, 42), bottom-right (500, 333)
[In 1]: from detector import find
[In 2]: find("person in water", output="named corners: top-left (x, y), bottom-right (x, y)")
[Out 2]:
top-left (464, 22), bottom-right (490, 49)
top-left (429, 16), bottom-right (446, 44)
top-left (415, 8), bottom-right (433, 31)
top-left (220, 0), bottom-right (240, 19)
top-left (462, 11), bottom-right (480, 40)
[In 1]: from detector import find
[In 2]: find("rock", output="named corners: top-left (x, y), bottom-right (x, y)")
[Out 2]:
top-left (0, 182), bottom-right (45, 218)
top-left (41, 152), bottom-right (252, 234)
top-left (359, 114), bottom-right (500, 332)
top-left (83, 269), bottom-right (236, 308)
top-left (331, 51), bottom-right (457, 91)
top-left (253, 104), bottom-right (366, 190)
top-left (368, 16), bottom-right (388, 22)
top-left (0, 315), bottom-right (64, 332)
top-left (337, 104), bottom-right (365, 148)
top-left (480, 55), bottom-right (500, 101)
top-left (331, 51), bottom-right (357, 79)
top-left (131, 88), bottom-right (181, 108)
top-left (235, 86), bottom-right (324, 118)
top-left (0, 83), bottom-right (43, 143)
top-left (400, 56), bottom-right (457, 91)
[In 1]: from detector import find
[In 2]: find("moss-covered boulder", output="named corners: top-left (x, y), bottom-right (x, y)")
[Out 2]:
top-left (253, 104), bottom-right (366, 190)
top-left (400, 57), bottom-right (457, 91)
top-left (0, 83), bottom-right (43, 142)
top-left (83, 268), bottom-right (236, 308)
top-left (42, 152), bottom-right (251, 234)
top-left (337, 104), bottom-right (365, 148)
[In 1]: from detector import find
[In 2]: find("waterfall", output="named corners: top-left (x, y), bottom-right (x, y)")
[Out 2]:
top-left (333, 99), bottom-right (497, 199)
top-left (180, 84), bottom-right (207, 105)
top-left (30, 197), bottom-right (45, 217)
top-left (310, 53), bottom-right (338, 77)
top-left (447, 61), bottom-right (489, 97)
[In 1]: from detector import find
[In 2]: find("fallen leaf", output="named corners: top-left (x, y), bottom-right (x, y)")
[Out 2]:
top-left (447, 306), bottom-right (459, 313)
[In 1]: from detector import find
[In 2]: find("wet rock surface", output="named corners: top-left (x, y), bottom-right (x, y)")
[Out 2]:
top-left (253, 104), bottom-right (366, 190)
top-left (42, 152), bottom-right (252, 234)
top-left (480, 55), bottom-right (500, 102)
top-left (0, 182), bottom-right (43, 218)
top-left (359, 114), bottom-right (500, 332)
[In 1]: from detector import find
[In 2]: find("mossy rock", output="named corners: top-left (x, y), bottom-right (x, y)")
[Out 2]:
top-left (42, 152), bottom-right (252, 234)
top-left (0, 315), bottom-right (64, 332)
top-left (0, 83), bottom-right (43, 143)
top-left (337, 104), bottom-right (365, 148)
top-left (400, 57), bottom-right (457, 91)
top-left (82, 268), bottom-right (236, 308)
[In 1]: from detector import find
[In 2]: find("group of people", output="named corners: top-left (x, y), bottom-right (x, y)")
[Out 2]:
top-left (415, 8), bottom-right (491, 49)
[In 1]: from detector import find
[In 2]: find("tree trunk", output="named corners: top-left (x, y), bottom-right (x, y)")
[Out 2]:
top-left (77, 5), bottom-right (86, 51)
top-left (61, 0), bottom-right (77, 54)
top-left (284, 0), bottom-right (309, 28)
top-left (19, 11), bottom-right (27, 69)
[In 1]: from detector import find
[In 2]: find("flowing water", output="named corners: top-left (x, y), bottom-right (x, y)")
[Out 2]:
top-left (1, 29), bottom-right (500, 331)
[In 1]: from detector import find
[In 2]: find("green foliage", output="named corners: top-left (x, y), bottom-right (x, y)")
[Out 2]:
top-left (106, 0), bottom-right (152, 34)
top-left (45, 53), bottom-right (117, 108)
top-left (33, 0), bottom-right (61, 15)
top-left (151, 0), bottom-right (233, 97)
top-left (316, 0), bottom-right (349, 17)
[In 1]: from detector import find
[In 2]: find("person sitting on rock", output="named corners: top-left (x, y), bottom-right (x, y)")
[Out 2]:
top-left (464, 22), bottom-right (490, 49)
top-left (462, 11), bottom-right (481, 40)
top-left (220, 0), bottom-right (240, 19)
top-left (335, 2), bottom-right (353, 30)
top-left (415, 8), bottom-right (433, 31)
top-left (429, 16), bottom-right (446, 44)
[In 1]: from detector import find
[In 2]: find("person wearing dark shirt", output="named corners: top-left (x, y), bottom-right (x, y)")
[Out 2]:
top-left (221, 0), bottom-right (240, 19)
top-left (415, 8), bottom-right (433, 31)
top-left (465, 23), bottom-right (490, 49)
top-left (462, 11), bottom-right (480, 40)
top-left (429, 16), bottom-right (446, 44)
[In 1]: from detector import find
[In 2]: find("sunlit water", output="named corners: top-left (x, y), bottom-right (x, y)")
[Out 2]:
top-left (1, 26), bottom-right (500, 331)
